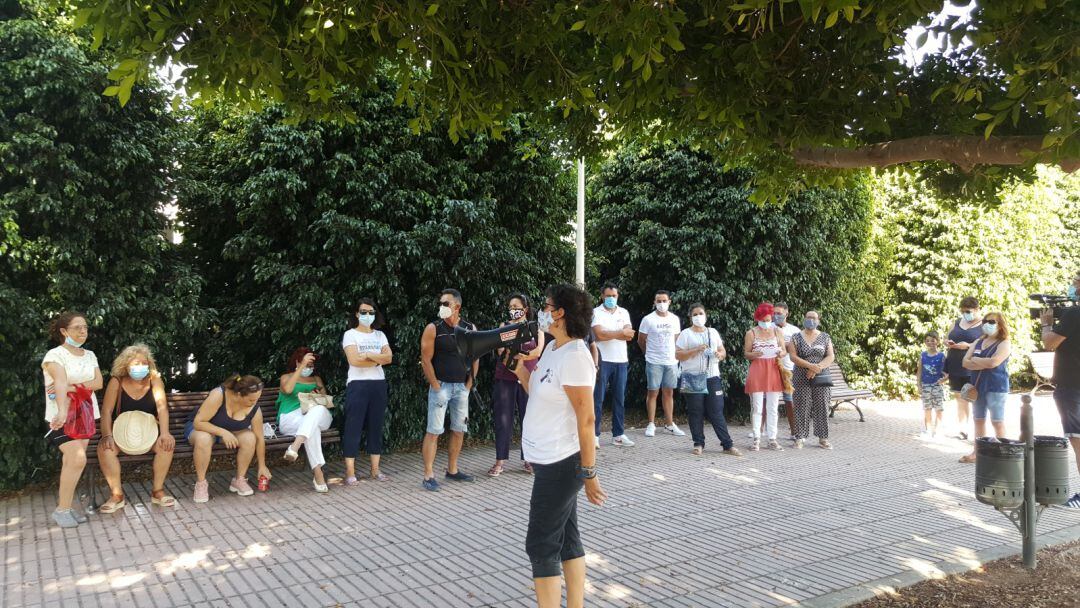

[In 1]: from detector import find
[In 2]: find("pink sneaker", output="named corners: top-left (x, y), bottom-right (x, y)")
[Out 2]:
top-left (193, 480), bottom-right (209, 503)
top-left (229, 477), bottom-right (254, 496)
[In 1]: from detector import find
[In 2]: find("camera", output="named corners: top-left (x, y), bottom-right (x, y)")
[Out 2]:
top-left (1029, 293), bottom-right (1076, 320)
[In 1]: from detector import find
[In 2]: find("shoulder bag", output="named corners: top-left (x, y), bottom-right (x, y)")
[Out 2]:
top-left (298, 391), bottom-right (335, 414)
top-left (679, 330), bottom-right (711, 394)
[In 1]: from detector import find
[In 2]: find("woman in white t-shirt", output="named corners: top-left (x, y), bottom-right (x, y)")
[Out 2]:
top-left (41, 311), bottom-right (104, 529)
top-left (675, 304), bottom-right (741, 457)
top-left (511, 284), bottom-right (607, 608)
top-left (341, 298), bottom-right (393, 484)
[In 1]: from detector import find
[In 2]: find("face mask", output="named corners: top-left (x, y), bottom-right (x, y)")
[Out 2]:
top-left (537, 310), bottom-right (554, 332)
top-left (961, 312), bottom-right (975, 322)
top-left (603, 296), bottom-right (617, 309)
top-left (509, 309), bottom-right (525, 321)
top-left (129, 365), bottom-right (150, 381)
top-left (758, 321), bottom-right (774, 329)
top-left (656, 302), bottom-right (669, 313)
top-left (300, 367), bottom-right (314, 378)
top-left (803, 318), bottom-right (819, 330)
top-left (982, 322), bottom-right (997, 336)
top-left (691, 314), bottom-right (706, 328)
top-left (773, 313), bottom-right (786, 325)
top-left (438, 304), bottom-right (453, 319)
top-left (357, 313), bottom-right (375, 326)
top-left (65, 336), bottom-right (84, 348)
top-left (1069, 285), bottom-right (1078, 301)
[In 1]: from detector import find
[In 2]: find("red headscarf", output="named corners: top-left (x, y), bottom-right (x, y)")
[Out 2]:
top-left (754, 302), bottom-right (774, 322)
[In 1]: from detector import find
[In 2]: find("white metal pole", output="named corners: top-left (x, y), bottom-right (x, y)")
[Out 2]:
top-left (576, 157), bottom-right (586, 287)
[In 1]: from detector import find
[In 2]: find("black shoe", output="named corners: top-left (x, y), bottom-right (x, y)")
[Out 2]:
top-left (445, 470), bottom-right (475, 482)
top-left (957, 432), bottom-right (969, 440)
top-left (1063, 493), bottom-right (1080, 509)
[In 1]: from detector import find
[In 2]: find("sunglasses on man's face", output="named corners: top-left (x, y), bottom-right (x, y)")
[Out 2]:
top-left (439, 301), bottom-right (454, 307)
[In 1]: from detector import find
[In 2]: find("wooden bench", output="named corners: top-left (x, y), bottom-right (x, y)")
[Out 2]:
top-left (825, 363), bottom-right (873, 422)
top-left (81, 387), bottom-right (339, 508)
top-left (1029, 351), bottom-right (1056, 393)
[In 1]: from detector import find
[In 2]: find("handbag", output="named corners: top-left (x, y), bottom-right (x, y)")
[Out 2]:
top-left (810, 371), bottom-right (834, 388)
top-left (298, 391), bottom-right (334, 414)
top-left (63, 384), bottom-right (96, 439)
top-left (960, 382), bottom-right (978, 402)
top-left (679, 330), bottom-right (711, 394)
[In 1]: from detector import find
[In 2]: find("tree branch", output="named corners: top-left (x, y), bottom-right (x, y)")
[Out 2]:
top-left (792, 135), bottom-right (1078, 173)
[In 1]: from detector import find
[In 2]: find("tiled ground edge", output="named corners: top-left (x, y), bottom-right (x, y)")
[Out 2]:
top-left (799, 521), bottom-right (1080, 608)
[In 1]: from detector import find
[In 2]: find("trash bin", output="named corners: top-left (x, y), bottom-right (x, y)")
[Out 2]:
top-left (1034, 436), bottom-right (1070, 506)
top-left (975, 438), bottom-right (1024, 508)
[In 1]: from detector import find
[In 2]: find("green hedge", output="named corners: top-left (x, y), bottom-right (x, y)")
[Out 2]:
top-left (587, 144), bottom-right (879, 419)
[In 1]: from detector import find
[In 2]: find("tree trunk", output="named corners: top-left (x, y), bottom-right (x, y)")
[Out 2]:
top-left (792, 135), bottom-right (1079, 173)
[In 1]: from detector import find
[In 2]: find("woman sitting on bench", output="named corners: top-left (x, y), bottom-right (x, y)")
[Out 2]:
top-left (277, 347), bottom-right (333, 493)
top-left (97, 344), bottom-right (176, 512)
top-left (185, 375), bottom-right (271, 503)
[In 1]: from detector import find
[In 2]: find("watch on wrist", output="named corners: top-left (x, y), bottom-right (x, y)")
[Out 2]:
top-left (578, 465), bottom-right (597, 480)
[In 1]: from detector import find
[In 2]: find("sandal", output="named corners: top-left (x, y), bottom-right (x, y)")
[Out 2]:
top-left (99, 494), bottom-right (126, 514)
top-left (283, 447), bottom-right (299, 462)
top-left (959, 453), bottom-right (977, 464)
top-left (345, 476), bottom-right (360, 486)
top-left (371, 472), bottom-right (390, 482)
top-left (151, 489), bottom-right (176, 508)
top-left (487, 464), bottom-right (504, 477)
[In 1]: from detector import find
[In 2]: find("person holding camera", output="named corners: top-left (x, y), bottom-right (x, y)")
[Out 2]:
top-left (489, 293), bottom-right (544, 477)
top-left (1041, 271), bottom-right (1080, 508)
top-left (511, 284), bottom-right (606, 608)
top-left (419, 288), bottom-right (479, 491)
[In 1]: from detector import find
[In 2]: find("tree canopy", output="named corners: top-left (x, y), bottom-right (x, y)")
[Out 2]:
top-left (58, 0), bottom-right (1079, 195)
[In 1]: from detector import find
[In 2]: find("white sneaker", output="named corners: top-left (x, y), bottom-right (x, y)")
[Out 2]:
top-left (746, 430), bottom-right (756, 438)
top-left (645, 423), bottom-right (656, 437)
top-left (613, 434), bottom-right (635, 447)
top-left (594, 436), bottom-right (600, 449)
top-left (666, 423), bottom-right (686, 437)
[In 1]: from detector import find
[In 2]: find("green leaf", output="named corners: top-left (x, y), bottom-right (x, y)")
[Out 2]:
top-left (973, 113), bottom-right (993, 121)
top-left (824, 11), bottom-right (838, 29)
top-left (570, 20), bottom-right (586, 31)
top-left (426, 4), bottom-right (439, 16)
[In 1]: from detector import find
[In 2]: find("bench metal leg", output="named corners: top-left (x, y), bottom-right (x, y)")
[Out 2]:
top-left (854, 400), bottom-right (865, 422)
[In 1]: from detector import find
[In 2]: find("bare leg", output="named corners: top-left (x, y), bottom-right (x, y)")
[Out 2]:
top-left (923, 409), bottom-right (933, 432)
top-left (447, 430), bottom-right (464, 474)
top-left (344, 457), bottom-right (356, 479)
top-left (190, 431), bottom-right (215, 481)
top-left (57, 440), bottom-right (88, 511)
top-left (97, 442), bottom-right (124, 499)
top-left (534, 576), bottom-right (563, 608)
top-left (422, 433), bottom-right (439, 479)
top-left (785, 400), bottom-right (796, 436)
top-left (991, 420), bottom-right (1006, 439)
top-left (235, 430), bottom-right (256, 479)
top-left (370, 454), bottom-right (381, 477)
top-left (646, 389), bottom-right (659, 424)
top-left (151, 444), bottom-right (174, 493)
top-left (563, 556), bottom-right (586, 608)
top-left (312, 464), bottom-right (325, 485)
top-left (661, 388), bottom-right (675, 426)
top-left (289, 434), bottom-right (307, 453)
top-left (956, 394), bottom-right (971, 433)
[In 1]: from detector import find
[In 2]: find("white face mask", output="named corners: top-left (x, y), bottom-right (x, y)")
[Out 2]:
top-left (300, 367), bottom-right (314, 378)
top-left (357, 313), bottom-right (375, 327)
top-left (691, 314), bottom-right (706, 328)
top-left (656, 302), bottom-right (669, 313)
top-left (438, 304), bottom-right (453, 319)
top-left (537, 310), bottom-right (554, 332)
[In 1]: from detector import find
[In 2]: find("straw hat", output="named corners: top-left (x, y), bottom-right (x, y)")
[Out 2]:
top-left (113, 411), bottom-right (159, 455)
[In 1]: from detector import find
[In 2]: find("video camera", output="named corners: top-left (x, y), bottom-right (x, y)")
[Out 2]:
top-left (1028, 293), bottom-right (1076, 321)
top-left (453, 321), bottom-right (540, 371)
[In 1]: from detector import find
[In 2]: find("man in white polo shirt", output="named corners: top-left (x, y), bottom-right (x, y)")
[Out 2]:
top-left (591, 282), bottom-right (636, 448)
top-left (638, 290), bottom-right (686, 437)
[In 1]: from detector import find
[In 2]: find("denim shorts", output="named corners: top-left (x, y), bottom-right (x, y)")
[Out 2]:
top-left (427, 382), bottom-right (469, 435)
top-left (972, 391), bottom-right (1007, 422)
top-left (645, 362), bottom-right (679, 391)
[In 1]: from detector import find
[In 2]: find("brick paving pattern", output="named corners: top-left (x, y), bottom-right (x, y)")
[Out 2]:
top-left (2, 394), bottom-right (1078, 607)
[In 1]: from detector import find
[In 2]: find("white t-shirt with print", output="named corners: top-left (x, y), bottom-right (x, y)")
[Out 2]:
top-left (779, 323), bottom-right (801, 371)
top-left (342, 329), bottom-right (389, 382)
top-left (522, 340), bottom-right (596, 465)
top-left (639, 311), bottom-right (681, 366)
top-left (591, 305), bottom-right (632, 364)
top-left (676, 328), bottom-right (724, 378)
top-left (41, 346), bottom-right (100, 422)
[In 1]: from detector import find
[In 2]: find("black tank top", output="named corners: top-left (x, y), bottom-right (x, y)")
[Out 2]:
top-left (432, 319), bottom-right (475, 383)
top-left (115, 382), bottom-right (158, 419)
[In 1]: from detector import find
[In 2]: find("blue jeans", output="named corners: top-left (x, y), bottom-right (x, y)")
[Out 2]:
top-left (427, 382), bottom-right (469, 435)
top-left (593, 361), bottom-right (627, 437)
top-left (645, 362), bottom-right (679, 391)
top-left (973, 391), bottom-right (1007, 422)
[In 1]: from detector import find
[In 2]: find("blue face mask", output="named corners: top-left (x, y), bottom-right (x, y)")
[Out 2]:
top-left (961, 311), bottom-right (975, 322)
top-left (357, 313), bottom-right (375, 327)
top-left (300, 367), bottom-right (315, 378)
top-left (1069, 285), bottom-right (1078, 301)
top-left (65, 336), bottom-right (84, 348)
top-left (982, 322), bottom-right (997, 336)
top-left (603, 296), bottom-right (617, 309)
top-left (129, 365), bottom-right (150, 381)
top-left (773, 313), bottom-right (786, 325)
top-left (803, 318), bottom-right (819, 330)
top-left (758, 321), bottom-right (774, 329)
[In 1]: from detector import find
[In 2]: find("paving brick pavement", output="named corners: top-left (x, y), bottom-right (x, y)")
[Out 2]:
top-left (2, 394), bottom-right (1078, 607)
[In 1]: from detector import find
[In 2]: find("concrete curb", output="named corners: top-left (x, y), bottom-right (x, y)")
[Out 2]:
top-left (799, 521), bottom-right (1080, 608)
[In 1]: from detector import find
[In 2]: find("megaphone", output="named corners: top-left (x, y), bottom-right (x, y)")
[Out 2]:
top-left (453, 321), bottom-right (539, 367)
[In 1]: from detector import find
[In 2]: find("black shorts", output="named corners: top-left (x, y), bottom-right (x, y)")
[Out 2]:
top-left (44, 429), bottom-right (77, 448)
top-left (948, 375), bottom-right (970, 394)
top-left (526, 452), bottom-right (585, 578)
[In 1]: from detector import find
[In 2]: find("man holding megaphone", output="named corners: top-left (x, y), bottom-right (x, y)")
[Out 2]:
top-left (419, 289), bottom-right (479, 491)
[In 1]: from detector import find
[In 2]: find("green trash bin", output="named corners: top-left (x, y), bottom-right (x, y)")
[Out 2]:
top-left (1034, 435), bottom-right (1070, 506)
top-left (975, 438), bottom-right (1024, 509)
